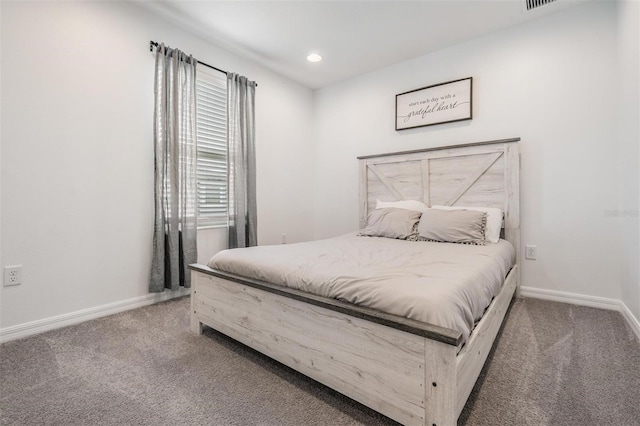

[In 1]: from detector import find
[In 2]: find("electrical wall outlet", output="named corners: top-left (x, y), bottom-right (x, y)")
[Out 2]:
top-left (3, 265), bottom-right (23, 286)
top-left (281, 233), bottom-right (287, 244)
top-left (525, 245), bottom-right (537, 260)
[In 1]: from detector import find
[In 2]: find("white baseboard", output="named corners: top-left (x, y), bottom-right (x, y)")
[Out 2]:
top-left (3, 286), bottom-right (638, 344)
top-left (520, 286), bottom-right (640, 341)
top-left (0, 288), bottom-right (190, 343)
top-left (520, 286), bottom-right (622, 310)
top-left (619, 302), bottom-right (640, 342)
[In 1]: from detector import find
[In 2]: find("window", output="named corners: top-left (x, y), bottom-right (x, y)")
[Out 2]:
top-left (196, 67), bottom-right (228, 228)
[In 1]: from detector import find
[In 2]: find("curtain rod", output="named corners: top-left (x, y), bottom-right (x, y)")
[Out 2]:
top-left (150, 40), bottom-right (227, 75)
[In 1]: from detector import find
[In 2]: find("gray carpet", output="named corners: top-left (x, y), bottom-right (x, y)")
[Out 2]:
top-left (1, 297), bottom-right (638, 425)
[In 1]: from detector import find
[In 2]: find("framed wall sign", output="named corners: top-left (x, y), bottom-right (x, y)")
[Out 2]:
top-left (396, 77), bottom-right (472, 130)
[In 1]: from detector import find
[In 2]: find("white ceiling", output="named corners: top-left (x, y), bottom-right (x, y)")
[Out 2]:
top-left (141, 0), bottom-right (590, 89)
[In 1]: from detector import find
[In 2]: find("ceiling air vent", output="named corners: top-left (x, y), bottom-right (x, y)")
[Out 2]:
top-left (523, 0), bottom-right (557, 11)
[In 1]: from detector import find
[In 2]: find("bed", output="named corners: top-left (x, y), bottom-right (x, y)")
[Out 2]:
top-left (189, 138), bottom-right (520, 426)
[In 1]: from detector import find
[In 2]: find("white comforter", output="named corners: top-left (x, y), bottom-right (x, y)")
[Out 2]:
top-left (208, 233), bottom-right (515, 346)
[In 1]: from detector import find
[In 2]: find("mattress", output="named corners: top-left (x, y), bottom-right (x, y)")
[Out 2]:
top-left (208, 233), bottom-right (515, 346)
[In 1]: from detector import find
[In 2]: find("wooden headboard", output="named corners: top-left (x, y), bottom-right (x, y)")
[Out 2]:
top-left (358, 138), bottom-right (520, 265)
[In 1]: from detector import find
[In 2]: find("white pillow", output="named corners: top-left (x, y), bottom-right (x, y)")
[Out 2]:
top-left (431, 205), bottom-right (503, 243)
top-left (376, 199), bottom-right (428, 213)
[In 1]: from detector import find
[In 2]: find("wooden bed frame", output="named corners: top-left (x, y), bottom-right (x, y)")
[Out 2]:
top-left (189, 138), bottom-right (520, 426)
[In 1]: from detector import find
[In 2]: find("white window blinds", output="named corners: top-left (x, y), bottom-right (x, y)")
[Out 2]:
top-left (196, 67), bottom-right (228, 228)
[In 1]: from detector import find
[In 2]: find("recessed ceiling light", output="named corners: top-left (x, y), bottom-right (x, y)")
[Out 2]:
top-left (306, 53), bottom-right (322, 63)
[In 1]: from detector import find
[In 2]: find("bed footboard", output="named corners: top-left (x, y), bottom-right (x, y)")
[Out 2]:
top-left (191, 268), bottom-right (465, 426)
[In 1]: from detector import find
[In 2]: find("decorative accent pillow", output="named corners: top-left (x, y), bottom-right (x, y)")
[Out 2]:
top-left (431, 205), bottom-right (502, 243)
top-left (359, 208), bottom-right (421, 240)
top-left (376, 199), bottom-right (429, 213)
top-left (417, 208), bottom-right (487, 245)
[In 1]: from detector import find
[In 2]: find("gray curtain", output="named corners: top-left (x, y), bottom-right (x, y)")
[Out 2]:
top-left (227, 73), bottom-right (257, 249)
top-left (150, 44), bottom-right (198, 292)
